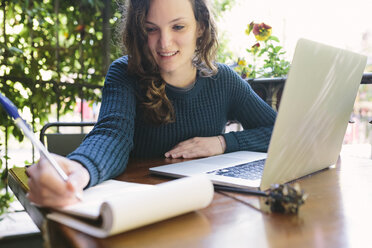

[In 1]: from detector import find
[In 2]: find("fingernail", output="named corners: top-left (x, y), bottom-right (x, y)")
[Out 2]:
top-left (165, 153), bottom-right (169, 157)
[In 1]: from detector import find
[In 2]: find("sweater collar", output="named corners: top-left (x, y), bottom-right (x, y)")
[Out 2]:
top-left (165, 75), bottom-right (205, 99)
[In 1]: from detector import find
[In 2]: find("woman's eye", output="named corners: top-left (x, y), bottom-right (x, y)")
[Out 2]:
top-left (173, 25), bottom-right (185, 31)
top-left (146, 27), bottom-right (157, 33)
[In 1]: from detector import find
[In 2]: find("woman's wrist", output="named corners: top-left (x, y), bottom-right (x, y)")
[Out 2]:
top-left (217, 135), bottom-right (226, 153)
top-left (71, 160), bottom-right (91, 189)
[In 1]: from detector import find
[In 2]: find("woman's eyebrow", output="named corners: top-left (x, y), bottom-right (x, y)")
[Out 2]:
top-left (145, 17), bottom-right (187, 26)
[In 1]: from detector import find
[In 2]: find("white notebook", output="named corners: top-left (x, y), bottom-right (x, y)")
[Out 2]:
top-left (47, 176), bottom-right (214, 238)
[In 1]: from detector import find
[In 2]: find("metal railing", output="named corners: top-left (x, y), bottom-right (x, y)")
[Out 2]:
top-left (1, 72), bottom-right (371, 166)
top-left (248, 72), bottom-right (372, 110)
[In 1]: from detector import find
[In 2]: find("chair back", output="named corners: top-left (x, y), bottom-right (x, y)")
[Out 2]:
top-left (44, 133), bottom-right (87, 156)
top-left (40, 122), bottom-right (95, 156)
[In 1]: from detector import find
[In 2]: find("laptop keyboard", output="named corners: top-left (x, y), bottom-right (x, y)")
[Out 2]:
top-left (206, 159), bottom-right (266, 180)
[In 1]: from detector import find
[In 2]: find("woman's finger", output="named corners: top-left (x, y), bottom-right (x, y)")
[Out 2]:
top-left (165, 138), bottom-right (199, 157)
top-left (28, 177), bottom-right (77, 207)
top-left (182, 147), bottom-right (211, 158)
top-left (166, 136), bottom-right (223, 158)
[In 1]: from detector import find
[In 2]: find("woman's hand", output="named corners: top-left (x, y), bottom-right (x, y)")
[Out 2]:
top-left (165, 136), bottom-right (226, 159)
top-left (26, 154), bottom-right (90, 207)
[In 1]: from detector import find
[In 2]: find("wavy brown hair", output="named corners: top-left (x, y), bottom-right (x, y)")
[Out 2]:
top-left (118, 0), bottom-right (218, 125)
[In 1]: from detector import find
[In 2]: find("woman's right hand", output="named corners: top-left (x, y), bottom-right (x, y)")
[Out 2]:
top-left (26, 154), bottom-right (90, 207)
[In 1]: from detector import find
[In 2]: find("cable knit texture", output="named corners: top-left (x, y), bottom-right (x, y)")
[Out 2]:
top-left (67, 56), bottom-right (277, 187)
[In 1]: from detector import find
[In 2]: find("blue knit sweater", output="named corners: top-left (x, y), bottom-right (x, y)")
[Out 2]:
top-left (68, 56), bottom-right (277, 187)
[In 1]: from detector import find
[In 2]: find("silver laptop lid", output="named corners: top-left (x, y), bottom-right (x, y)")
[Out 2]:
top-left (260, 38), bottom-right (367, 190)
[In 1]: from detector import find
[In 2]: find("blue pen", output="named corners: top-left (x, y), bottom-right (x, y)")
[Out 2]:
top-left (0, 92), bottom-right (82, 200)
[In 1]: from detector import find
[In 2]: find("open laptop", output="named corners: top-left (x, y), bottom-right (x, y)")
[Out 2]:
top-left (150, 38), bottom-right (367, 191)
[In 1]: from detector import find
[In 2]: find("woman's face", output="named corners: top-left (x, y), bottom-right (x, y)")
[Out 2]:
top-left (145, 0), bottom-right (200, 79)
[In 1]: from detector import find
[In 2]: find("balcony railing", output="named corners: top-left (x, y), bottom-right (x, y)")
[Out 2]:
top-left (248, 72), bottom-right (372, 110)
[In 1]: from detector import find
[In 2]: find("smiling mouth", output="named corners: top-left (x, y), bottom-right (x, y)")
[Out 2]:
top-left (158, 51), bottom-right (179, 57)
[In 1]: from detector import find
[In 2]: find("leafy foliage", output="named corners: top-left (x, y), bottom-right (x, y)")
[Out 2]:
top-left (213, 0), bottom-right (236, 17)
top-left (0, 0), bottom-right (120, 218)
top-left (0, 142), bottom-right (14, 217)
top-left (213, 0), bottom-right (236, 63)
top-left (0, 0), bottom-right (120, 135)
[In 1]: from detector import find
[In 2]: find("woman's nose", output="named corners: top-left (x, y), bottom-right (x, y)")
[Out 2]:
top-left (159, 30), bottom-right (172, 49)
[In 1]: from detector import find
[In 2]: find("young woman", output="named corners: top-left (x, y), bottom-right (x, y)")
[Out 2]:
top-left (26, 0), bottom-right (276, 207)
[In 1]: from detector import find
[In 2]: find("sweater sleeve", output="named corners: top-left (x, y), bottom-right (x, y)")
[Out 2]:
top-left (67, 57), bottom-right (137, 187)
top-left (221, 66), bottom-right (277, 153)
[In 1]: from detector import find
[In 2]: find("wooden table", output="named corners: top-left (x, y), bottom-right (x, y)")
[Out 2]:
top-left (8, 156), bottom-right (372, 248)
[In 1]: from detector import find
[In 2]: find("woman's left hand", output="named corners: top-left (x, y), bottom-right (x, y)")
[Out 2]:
top-left (165, 136), bottom-right (226, 159)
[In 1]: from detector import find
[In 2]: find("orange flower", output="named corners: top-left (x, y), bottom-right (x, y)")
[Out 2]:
top-left (75, 24), bottom-right (85, 32)
top-left (75, 24), bottom-right (86, 38)
top-left (252, 23), bottom-right (272, 41)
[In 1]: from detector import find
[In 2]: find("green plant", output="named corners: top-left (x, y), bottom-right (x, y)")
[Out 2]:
top-left (213, 0), bottom-right (236, 64)
top-left (213, 0), bottom-right (236, 16)
top-left (234, 22), bottom-right (290, 79)
top-left (0, 0), bottom-right (119, 138)
top-left (0, 0), bottom-right (118, 216)
top-left (0, 142), bottom-right (14, 218)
